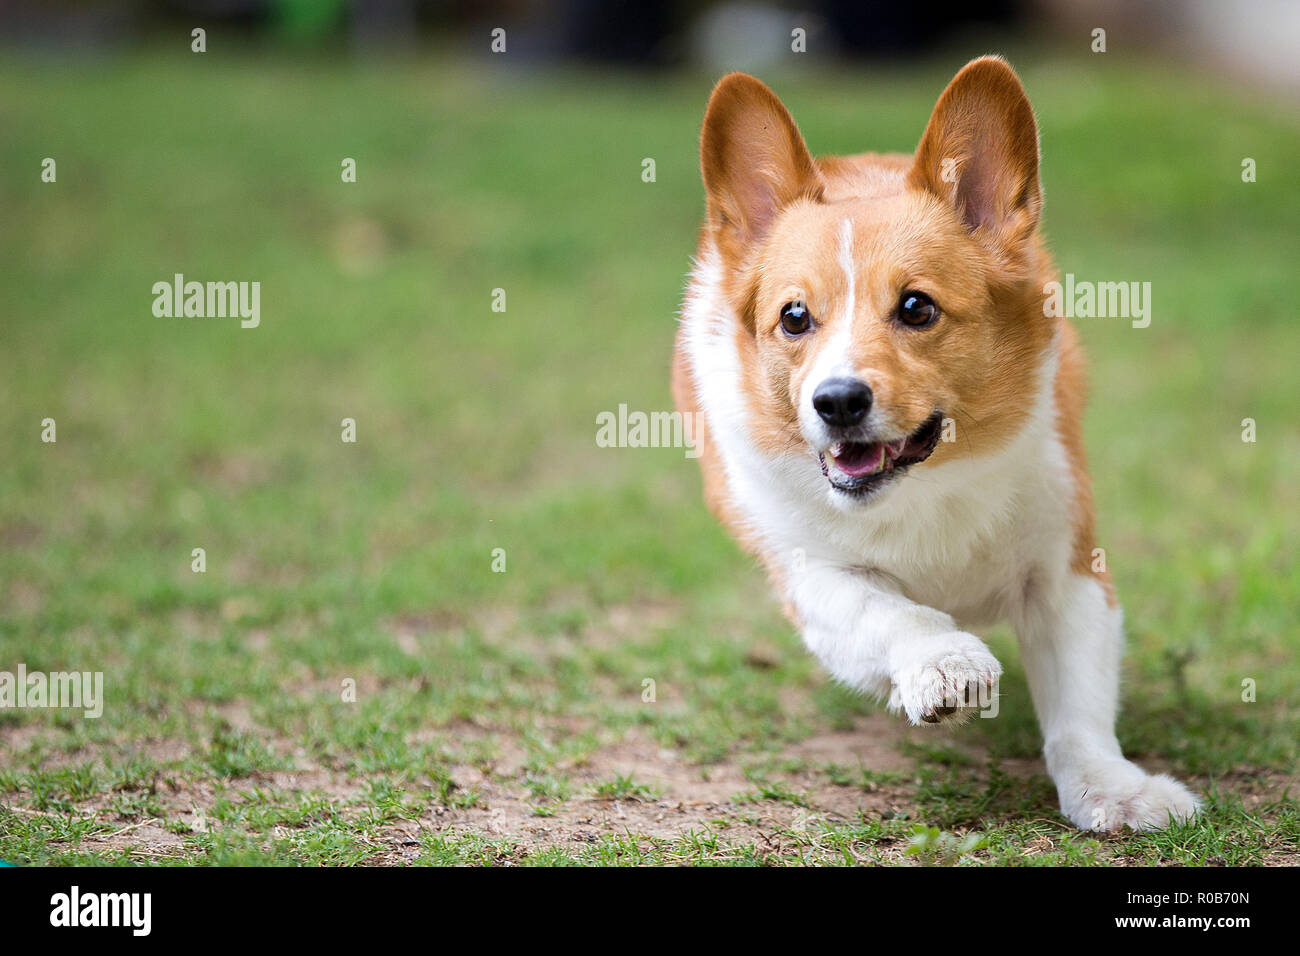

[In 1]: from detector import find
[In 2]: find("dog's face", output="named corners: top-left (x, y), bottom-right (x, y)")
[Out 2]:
top-left (700, 59), bottom-right (1055, 504)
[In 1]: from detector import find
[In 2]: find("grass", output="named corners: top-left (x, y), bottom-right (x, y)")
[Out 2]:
top-left (0, 41), bottom-right (1297, 866)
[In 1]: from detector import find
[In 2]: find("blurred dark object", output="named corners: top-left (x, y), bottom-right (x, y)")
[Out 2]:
top-left (0, 0), bottom-right (1021, 61)
top-left (825, 0), bottom-right (1021, 56)
top-left (559, 0), bottom-right (676, 66)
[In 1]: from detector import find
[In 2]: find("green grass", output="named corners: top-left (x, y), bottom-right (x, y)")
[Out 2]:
top-left (0, 43), bottom-right (1297, 866)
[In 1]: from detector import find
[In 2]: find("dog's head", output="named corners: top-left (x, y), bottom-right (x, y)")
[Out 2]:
top-left (700, 57), bottom-right (1055, 504)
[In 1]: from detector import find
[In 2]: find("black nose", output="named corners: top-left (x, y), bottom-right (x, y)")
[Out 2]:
top-left (813, 377), bottom-right (872, 428)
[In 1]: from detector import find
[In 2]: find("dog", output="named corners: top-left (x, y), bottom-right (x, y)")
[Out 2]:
top-left (672, 56), bottom-right (1200, 831)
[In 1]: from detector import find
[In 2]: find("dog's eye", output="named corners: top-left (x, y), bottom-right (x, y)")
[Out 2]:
top-left (897, 291), bottom-right (939, 328)
top-left (779, 301), bottom-right (813, 337)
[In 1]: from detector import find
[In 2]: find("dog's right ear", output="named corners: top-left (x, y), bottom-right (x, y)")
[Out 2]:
top-left (701, 74), bottom-right (822, 268)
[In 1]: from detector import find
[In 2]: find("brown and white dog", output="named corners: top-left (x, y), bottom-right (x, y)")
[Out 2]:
top-left (672, 57), bottom-right (1199, 830)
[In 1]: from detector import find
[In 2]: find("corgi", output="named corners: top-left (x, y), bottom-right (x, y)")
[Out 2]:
top-left (672, 57), bottom-right (1200, 831)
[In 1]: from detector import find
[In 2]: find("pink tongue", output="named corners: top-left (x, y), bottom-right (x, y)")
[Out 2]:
top-left (833, 442), bottom-right (885, 477)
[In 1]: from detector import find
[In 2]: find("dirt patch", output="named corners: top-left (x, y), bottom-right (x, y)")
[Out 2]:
top-left (380, 715), bottom-right (921, 862)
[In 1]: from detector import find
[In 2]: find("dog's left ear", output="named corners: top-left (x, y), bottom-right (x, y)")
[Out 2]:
top-left (909, 56), bottom-right (1041, 250)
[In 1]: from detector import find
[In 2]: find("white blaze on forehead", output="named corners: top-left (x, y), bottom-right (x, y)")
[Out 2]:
top-left (837, 217), bottom-right (855, 324)
top-left (790, 217), bottom-right (863, 442)
top-left (798, 218), bottom-right (859, 427)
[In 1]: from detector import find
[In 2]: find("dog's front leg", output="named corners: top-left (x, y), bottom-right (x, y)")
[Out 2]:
top-left (787, 562), bottom-right (1001, 724)
top-left (1017, 573), bottom-right (1201, 831)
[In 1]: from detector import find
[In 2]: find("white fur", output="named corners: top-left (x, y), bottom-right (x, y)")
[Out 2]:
top-left (681, 248), bottom-right (1200, 832)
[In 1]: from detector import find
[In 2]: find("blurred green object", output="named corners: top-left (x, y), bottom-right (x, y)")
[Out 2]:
top-left (271, 0), bottom-right (349, 41)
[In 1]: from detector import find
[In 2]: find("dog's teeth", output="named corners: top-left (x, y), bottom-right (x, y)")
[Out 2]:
top-left (829, 442), bottom-right (844, 457)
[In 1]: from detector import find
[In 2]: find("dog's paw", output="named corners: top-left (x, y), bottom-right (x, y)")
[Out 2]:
top-left (888, 632), bottom-right (1001, 726)
top-left (1058, 759), bottom-right (1201, 832)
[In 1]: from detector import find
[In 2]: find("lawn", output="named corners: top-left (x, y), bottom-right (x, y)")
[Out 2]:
top-left (0, 44), bottom-right (1296, 865)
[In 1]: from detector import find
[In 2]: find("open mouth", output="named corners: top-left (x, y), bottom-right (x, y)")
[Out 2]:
top-left (817, 412), bottom-right (944, 497)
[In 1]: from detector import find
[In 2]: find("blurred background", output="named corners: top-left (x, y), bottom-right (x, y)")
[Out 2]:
top-left (2, 0), bottom-right (1300, 92)
top-left (0, 1), bottom-right (1297, 864)
top-left (4, 0), bottom-right (1300, 91)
